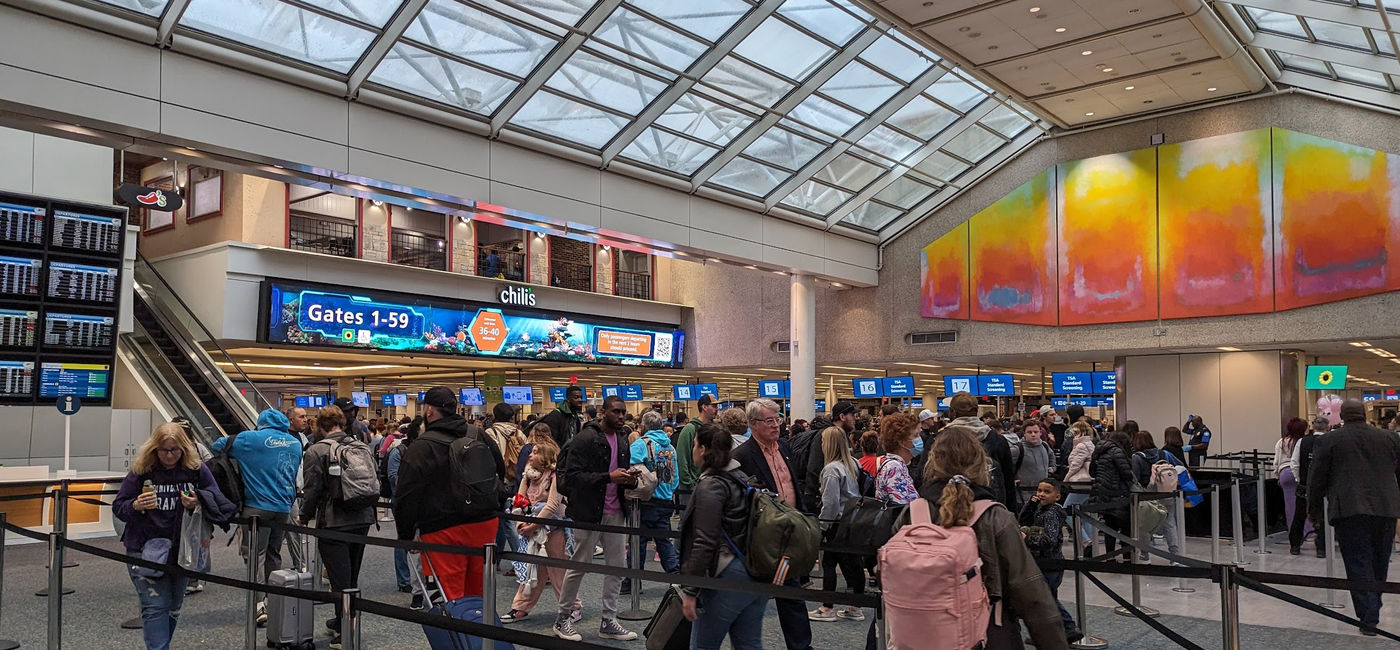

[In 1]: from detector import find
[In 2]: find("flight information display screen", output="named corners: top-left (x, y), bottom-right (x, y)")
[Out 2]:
top-left (47, 261), bottom-right (118, 303)
top-left (43, 312), bottom-right (114, 349)
top-left (38, 361), bottom-right (110, 398)
top-left (0, 309), bottom-right (37, 348)
top-left (262, 280), bottom-right (685, 368)
top-left (0, 359), bottom-right (34, 397)
top-left (50, 210), bottom-right (123, 256)
top-left (0, 255), bottom-right (41, 297)
top-left (0, 201), bottom-right (44, 246)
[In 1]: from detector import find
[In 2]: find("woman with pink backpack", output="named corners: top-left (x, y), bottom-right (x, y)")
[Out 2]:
top-left (880, 426), bottom-right (1068, 650)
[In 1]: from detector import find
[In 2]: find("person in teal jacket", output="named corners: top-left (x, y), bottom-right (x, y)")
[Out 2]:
top-left (210, 408), bottom-right (301, 625)
top-left (621, 410), bottom-right (680, 595)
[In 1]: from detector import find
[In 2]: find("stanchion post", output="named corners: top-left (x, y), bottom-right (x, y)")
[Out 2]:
top-left (1172, 490), bottom-right (1195, 594)
top-left (1320, 498), bottom-right (1343, 609)
top-left (37, 482), bottom-right (76, 597)
top-left (1211, 483), bottom-right (1221, 565)
top-left (0, 513), bottom-right (15, 650)
top-left (46, 532), bottom-right (62, 649)
top-left (1114, 492), bottom-right (1159, 618)
top-left (1069, 508), bottom-right (1108, 648)
top-left (1254, 470), bottom-right (1270, 556)
top-left (618, 499), bottom-right (653, 621)
top-left (245, 516), bottom-right (260, 650)
top-left (482, 542), bottom-right (497, 650)
top-left (1219, 564), bottom-right (1240, 650)
top-left (1230, 477), bottom-right (1248, 566)
top-left (341, 588), bottom-right (361, 650)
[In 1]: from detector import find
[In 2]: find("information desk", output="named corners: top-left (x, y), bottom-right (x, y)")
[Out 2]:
top-left (0, 469), bottom-right (124, 544)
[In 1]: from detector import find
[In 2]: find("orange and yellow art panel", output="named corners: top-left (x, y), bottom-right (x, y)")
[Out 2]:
top-left (1273, 128), bottom-right (1400, 311)
top-left (920, 223), bottom-right (968, 319)
top-left (1159, 129), bottom-right (1274, 319)
top-left (1057, 148), bottom-right (1158, 325)
top-left (969, 170), bottom-right (1057, 325)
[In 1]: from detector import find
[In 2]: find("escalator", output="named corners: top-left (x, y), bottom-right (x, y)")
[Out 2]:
top-left (118, 253), bottom-right (267, 447)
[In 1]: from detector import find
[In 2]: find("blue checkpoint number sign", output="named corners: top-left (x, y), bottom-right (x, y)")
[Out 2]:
top-left (56, 395), bottom-right (81, 415)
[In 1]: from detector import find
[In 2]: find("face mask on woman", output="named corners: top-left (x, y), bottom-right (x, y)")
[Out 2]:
top-left (908, 435), bottom-right (924, 459)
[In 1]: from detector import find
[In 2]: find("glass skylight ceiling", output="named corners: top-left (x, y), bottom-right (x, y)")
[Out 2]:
top-left (1235, 1), bottom-right (1400, 95)
top-left (78, 0), bottom-right (1047, 235)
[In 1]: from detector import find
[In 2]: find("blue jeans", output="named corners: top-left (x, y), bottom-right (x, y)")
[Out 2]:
top-left (1043, 570), bottom-right (1078, 633)
top-left (691, 560), bottom-right (768, 650)
top-left (394, 547), bottom-right (412, 589)
top-left (128, 556), bottom-right (189, 650)
top-left (639, 501), bottom-right (680, 573)
top-left (1335, 514), bottom-right (1397, 626)
top-left (1064, 492), bottom-right (1092, 546)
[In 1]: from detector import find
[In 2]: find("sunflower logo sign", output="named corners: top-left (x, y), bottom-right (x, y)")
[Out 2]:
top-left (1305, 365), bottom-right (1348, 390)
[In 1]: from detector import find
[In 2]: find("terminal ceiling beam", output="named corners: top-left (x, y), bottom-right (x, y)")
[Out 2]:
top-left (598, 0), bottom-right (786, 167)
top-left (821, 99), bottom-right (998, 229)
top-left (488, 0), bottom-right (626, 138)
top-left (688, 27), bottom-right (884, 192)
top-left (155, 0), bottom-right (192, 46)
top-left (763, 64), bottom-right (951, 211)
top-left (346, 0), bottom-right (430, 98)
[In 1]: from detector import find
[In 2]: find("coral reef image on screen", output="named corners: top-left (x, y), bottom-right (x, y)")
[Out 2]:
top-left (1159, 129), bottom-right (1274, 319)
top-left (969, 170), bottom-right (1056, 325)
top-left (920, 222), bottom-right (968, 319)
top-left (1273, 128), bottom-right (1400, 310)
top-left (1057, 148), bottom-right (1158, 325)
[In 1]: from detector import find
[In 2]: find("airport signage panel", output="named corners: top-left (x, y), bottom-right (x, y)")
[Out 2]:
top-left (815, 399), bottom-right (826, 412)
top-left (695, 383), bottom-right (718, 399)
top-left (672, 384), bottom-right (695, 401)
top-left (1051, 397), bottom-right (1067, 409)
top-left (1305, 365), bottom-right (1347, 390)
top-left (602, 385), bottom-right (621, 398)
top-left (549, 387), bottom-right (568, 403)
top-left (502, 386), bottom-right (533, 405)
top-left (1052, 372), bottom-right (1091, 395)
top-left (977, 375), bottom-right (1015, 396)
top-left (759, 380), bottom-right (790, 399)
top-left (459, 388), bottom-right (484, 406)
top-left (351, 391), bottom-right (370, 408)
top-left (1092, 371), bottom-right (1117, 394)
top-left (1364, 393), bottom-right (1381, 402)
top-left (910, 399), bottom-right (923, 408)
top-left (943, 375), bottom-right (977, 396)
top-left (882, 376), bottom-right (917, 397)
top-left (852, 378), bottom-right (882, 398)
top-left (1388, 389), bottom-right (1399, 401)
top-left (620, 385), bottom-right (644, 401)
top-left (262, 280), bottom-right (685, 368)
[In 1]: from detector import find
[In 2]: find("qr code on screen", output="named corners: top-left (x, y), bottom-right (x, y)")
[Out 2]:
top-left (653, 334), bottom-right (672, 361)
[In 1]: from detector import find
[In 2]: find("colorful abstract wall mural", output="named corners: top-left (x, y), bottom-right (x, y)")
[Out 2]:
top-left (1159, 129), bottom-right (1273, 319)
top-left (1057, 148), bottom-right (1158, 325)
top-left (918, 127), bottom-right (1400, 325)
top-left (969, 170), bottom-right (1057, 325)
top-left (920, 222), bottom-right (968, 319)
top-left (1273, 128), bottom-right (1400, 311)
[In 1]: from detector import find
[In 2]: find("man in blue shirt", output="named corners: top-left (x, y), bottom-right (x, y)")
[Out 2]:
top-left (483, 248), bottom-right (502, 277)
top-left (211, 408), bottom-right (301, 625)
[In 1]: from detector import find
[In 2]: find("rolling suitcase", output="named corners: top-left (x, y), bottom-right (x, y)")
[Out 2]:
top-left (644, 584), bottom-right (691, 650)
top-left (265, 535), bottom-right (315, 650)
top-left (411, 553), bottom-right (516, 650)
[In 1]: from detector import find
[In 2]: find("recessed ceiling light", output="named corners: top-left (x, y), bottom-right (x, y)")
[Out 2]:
top-left (1218, 347), bottom-right (1241, 352)
top-left (1103, 67), bottom-right (1114, 72)
top-left (1207, 87), bottom-right (1218, 91)
top-left (1055, 27), bottom-right (1066, 32)
top-left (1124, 85), bottom-right (1135, 90)
top-left (1081, 50), bottom-right (1093, 55)
top-left (1029, 6), bottom-right (1041, 12)
top-left (1085, 112), bottom-right (1094, 116)
top-left (958, 26), bottom-right (971, 32)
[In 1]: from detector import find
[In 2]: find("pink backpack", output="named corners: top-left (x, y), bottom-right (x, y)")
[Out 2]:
top-left (878, 498), bottom-right (996, 650)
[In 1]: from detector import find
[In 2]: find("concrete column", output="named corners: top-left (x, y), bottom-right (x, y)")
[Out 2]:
top-left (790, 274), bottom-right (816, 422)
top-left (336, 378), bottom-right (355, 402)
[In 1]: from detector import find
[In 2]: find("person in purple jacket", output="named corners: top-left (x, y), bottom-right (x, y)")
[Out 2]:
top-left (114, 422), bottom-right (236, 650)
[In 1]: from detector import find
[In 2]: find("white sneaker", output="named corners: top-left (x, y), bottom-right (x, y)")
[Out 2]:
top-left (554, 618), bottom-right (582, 642)
top-left (599, 618), bottom-right (637, 641)
top-left (838, 607), bottom-right (865, 621)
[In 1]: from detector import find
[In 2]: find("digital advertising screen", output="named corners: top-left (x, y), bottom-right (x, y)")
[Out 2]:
top-left (852, 378), bottom-right (882, 398)
top-left (502, 386), bottom-right (534, 405)
top-left (672, 384), bottom-right (695, 401)
top-left (460, 388), bottom-right (485, 406)
top-left (977, 375), bottom-right (1015, 396)
top-left (1305, 365), bottom-right (1347, 390)
top-left (261, 280), bottom-right (685, 368)
top-left (695, 383), bottom-right (718, 399)
top-left (943, 375), bottom-right (977, 396)
top-left (351, 391), bottom-right (370, 408)
top-left (38, 361), bottom-right (109, 399)
top-left (882, 376), bottom-right (916, 397)
top-left (620, 385), bottom-right (644, 401)
top-left (1092, 371), bottom-right (1117, 394)
top-left (759, 380), bottom-right (790, 399)
top-left (394, 393), bottom-right (408, 407)
top-left (1051, 372), bottom-right (1091, 395)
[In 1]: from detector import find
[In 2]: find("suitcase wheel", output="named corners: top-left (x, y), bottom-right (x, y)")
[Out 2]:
top-left (300, 642), bottom-right (315, 650)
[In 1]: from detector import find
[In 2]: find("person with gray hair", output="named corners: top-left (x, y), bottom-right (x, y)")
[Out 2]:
top-left (1307, 399), bottom-right (1400, 635)
top-left (619, 408), bottom-right (681, 596)
top-left (1290, 415), bottom-right (1333, 556)
top-left (733, 397), bottom-right (814, 650)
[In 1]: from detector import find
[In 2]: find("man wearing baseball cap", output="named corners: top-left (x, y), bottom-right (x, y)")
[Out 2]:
top-left (674, 393), bottom-right (718, 509)
top-left (802, 401), bottom-right (858, 514)
top-left (909, 409), bottom-right (941, 489)
top-left (332, 396), bottom-right (372, 444)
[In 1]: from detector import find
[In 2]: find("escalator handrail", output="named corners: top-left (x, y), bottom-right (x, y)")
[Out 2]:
top-left (135, 251), bottom-right (270, 410)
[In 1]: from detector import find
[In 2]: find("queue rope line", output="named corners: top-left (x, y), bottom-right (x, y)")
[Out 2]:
top-left (1079, 569), bottom-right (1207, 650)
top-left (1234, 572), bottom-right (1400, 642)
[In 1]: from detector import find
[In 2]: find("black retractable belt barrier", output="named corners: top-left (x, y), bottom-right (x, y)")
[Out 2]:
top-left (231, 516), bottom-right (485, 556)
top-left (1075, 505), bottom-right (1211, 569)
top-left (1235, 572), bottom-right (1400, 643)
top-left (355, 596), bottom-right (619, 650)
top-left (498, 511), bottom-right (682, 539)
top-left (1080, 570), bottom-right (1207, 650)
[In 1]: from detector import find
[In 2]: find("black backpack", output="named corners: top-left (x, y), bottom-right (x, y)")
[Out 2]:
top-left (208, 432), bottom-right (245, 508)
top-left (423, 426), bottom-right (508, 521)
top-left (377, 437), bottom-right (396, 499)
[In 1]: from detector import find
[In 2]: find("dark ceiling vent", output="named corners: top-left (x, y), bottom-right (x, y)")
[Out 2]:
top-left (772, 341), bottom-right (791, 353)
top-left (909, 330), bottom-right (957, 345)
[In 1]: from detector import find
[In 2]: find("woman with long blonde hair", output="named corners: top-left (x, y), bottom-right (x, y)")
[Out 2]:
top-left (1062, 421), bottom-right (1097, 553)
top-left (810, 426), bottom-right (866, 622)
top-left (114, 423), bottom-right (236, 650)
top-left (917, 426), bottom-right (1068, 649)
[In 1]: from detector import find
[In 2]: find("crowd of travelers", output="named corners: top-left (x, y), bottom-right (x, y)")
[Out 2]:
top-left (108, 386), bottom-right (1400, 649)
